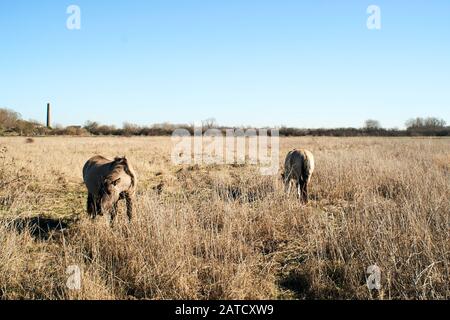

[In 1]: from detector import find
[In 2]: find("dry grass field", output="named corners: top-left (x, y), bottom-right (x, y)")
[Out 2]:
top-left (0, 136), bottom-right (449, 300)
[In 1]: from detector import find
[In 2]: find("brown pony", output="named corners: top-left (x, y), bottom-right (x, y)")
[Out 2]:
top-left (281, 149), bottom-right (315, 203)
top-left (83, 155), bottom-right (137, 223)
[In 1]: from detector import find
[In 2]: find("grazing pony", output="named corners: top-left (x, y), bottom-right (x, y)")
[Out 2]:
top-left (83, 155), bottom-right (137, 223)
top-left (281, 149), bottom-right (315, 203)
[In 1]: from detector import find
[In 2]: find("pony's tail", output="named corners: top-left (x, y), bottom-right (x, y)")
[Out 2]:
top-left (302, 153), bottom-right (312, 183)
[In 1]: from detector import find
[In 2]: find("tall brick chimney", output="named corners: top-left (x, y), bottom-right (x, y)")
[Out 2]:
top-left (46, 103), bottom-right (51, 128)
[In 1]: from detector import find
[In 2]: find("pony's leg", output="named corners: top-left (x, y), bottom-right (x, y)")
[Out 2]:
top-left (301, 182), bottom-right (309, 204)
top-left (87, 193), bottom-right (96, 218)
top-left (110, 203), bottom-right (118, 227)
top-left (284, 175), bottom-right (291, 194)
top-left (284, 180), bottom-right (290, 193)
top-left (297, 179), bottom-right (302, 200)
top-left (94, 197), bottom-right (103, 217)
top-left (125, 193), bottom-right (133, 221)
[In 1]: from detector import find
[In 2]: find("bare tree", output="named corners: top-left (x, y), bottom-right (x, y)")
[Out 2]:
top-left (84, 121), bottom-right (100, 133)
top-left (424, 117), bottom-right (446, 128)
top-left (364, 119), bottom-right (381, 130)
top-left (202, 118), bottom-right (218, 130)
top-left (0, 108), bottom-right (21, 129)
top-left (123, 122), bottom-right (141, 136)
top-left (406, 117), bottom-right (446, 130)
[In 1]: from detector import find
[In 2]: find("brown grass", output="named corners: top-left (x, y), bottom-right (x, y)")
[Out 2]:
top-left (0, 136), bottom-right (449, 300)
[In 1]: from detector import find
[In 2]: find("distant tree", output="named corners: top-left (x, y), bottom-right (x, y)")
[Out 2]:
top-left (123, 122), bottom-right (140, 136)
top-left (84, 120), bottom-right (100, 133)
top-left (64, 126), bottom-right (89, 136)
top-left (406, 117), bottom-right (446, 130)
top-left (364, 119), bottom-right (381, 130)
top-left (15, 120), bottom-right (37, 136)
top-left (202, 118), bottom-right (218, 130)
top-left (423, 117), bottom-right (446, 128)
top-left (406, 117), bottom-right (424, 129)
top-left (0, 108), bottom-right (21, 130)
top-left (97, 124), bottom-right (117, 135)
top-left (28, 119), bottom-right (44, 127)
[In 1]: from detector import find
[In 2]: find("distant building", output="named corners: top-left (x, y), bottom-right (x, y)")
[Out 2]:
top-left (46, 103), bottom-right (51, 128)
top-left (66, 126), bottom-right (82, 130)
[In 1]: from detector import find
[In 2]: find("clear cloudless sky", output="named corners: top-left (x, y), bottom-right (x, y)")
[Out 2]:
top-left (0, 0), bottom-right (449, 128)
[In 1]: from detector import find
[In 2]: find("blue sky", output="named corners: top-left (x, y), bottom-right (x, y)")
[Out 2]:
top-left (0, 0), bottom-right (449, 128)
